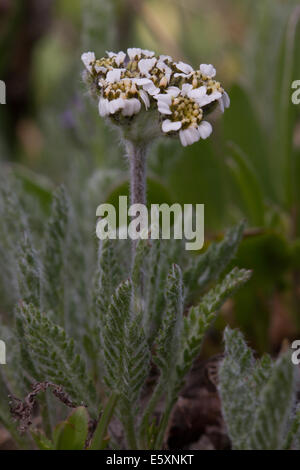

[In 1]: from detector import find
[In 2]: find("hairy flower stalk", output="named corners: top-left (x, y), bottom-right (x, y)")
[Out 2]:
top-left (126, 141), bottom-right (147, 206)
top-left (126, 140), bottom-right (148, 258)
top-left (81, 47), bottom-right (230, 211)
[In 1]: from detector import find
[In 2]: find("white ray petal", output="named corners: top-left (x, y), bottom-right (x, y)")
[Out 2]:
top-left (106, 50), bottom-right (126, 66)
top-left (127, 48), bottom-right (142, 60)
top-left (198, 121), bottom-right (213, 139)
top-left (98, 97), bottom-right (110, 117)
top-left (109, 98), bottom-right (125, 114)
top-left (223, 91), bottom-right (230, 108)
top-left (162, 120), bottom-right (182, 133)
top-left (174, 72), bottom-right (192, 78)
top-left (165, 86), bottom-right (180, 97)
top-left (155, 93), bottom-right (173, 106)
top-left (159, 54), bottom-right (173, 62)
top-left (179, 127), bottom-right (200, 146)
top-left (138, 58), bottom-right (157, 76)
top-left (141, 81), bottom-right (160, 96)
top-left (122, 98), bottom-right (141, 116)
top-left (95, 65), bottom-right (107, 74)
top-left (157, 60), bottom-right (172, 75)
top-left (175, 61), bottom-right (194, 75)
top-left (219, 92), bottom-right (230, 113)
top-left (141, 49), bottom-right (155, 57)
top-left (115, 51), bottom-right (126, 66)
top-left (202, 90), bottom-right (222, 106)
top-left (181, 83), bottom-right (194, 96)
top-left (132, 78), bottom-right (151, 86)
top-left (106, 69), bottom-right (124, 83)
top-left (187, 85), bottom-right (207, 101)
top-left (200, 64), bottom-right (216, 78)
top-left (157, 103), bottom-right (172, 115)
top-left (139, 90), bottom-right (150, 109)
top-left (81, 52), bottom-right (95, 72)
top-left (192, 87), bottom-right (221, 107)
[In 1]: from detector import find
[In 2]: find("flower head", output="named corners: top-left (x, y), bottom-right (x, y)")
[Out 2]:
top-left (81, 48), bottom-right (230, 146)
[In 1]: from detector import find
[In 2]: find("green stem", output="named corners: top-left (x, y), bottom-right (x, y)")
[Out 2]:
top-left (283, 408), bottom-right (300, 450)
top-left (124, 411), bottom-right (138, 450)
top-left (154, 396), bottom-right (176, 449)
top-left (89, 392), bottom-right (119, 450)
top-left (139, 379), bottom-right (165, 448)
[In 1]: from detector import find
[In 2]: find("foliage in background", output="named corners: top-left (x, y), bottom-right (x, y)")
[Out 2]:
top-left (0, 177), bottom-right (250, 449)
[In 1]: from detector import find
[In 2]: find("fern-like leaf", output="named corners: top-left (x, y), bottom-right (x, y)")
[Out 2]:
top-left (219, 327), bottom-right (256, 449)
top-left (42, 186), bottom-right (69, 319)
top-left (154, 264), bottom-right (184, 381)
top-left (91, 239), bottom-right (122, 347)
top-left (249, 352), bottom-right (296, 450)
top-left (177, 268), bottom-right (251, 387)
top-left (103, 279), bottom-right (150, 448)
top-left (16, 303), bottom-right (97, 416)
top-left (220, 327), bottom-right (298, 450)
top-left (184, 221), bottom-right (245, 301)
top-left (143, 240), bottom-right (168, 345)
top-left (17, 232), bottom-right (41, 307)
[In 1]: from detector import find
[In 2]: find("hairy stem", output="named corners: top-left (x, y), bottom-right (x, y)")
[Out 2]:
top-left (125, 141), bottom-right (148, 261)
top-left (126, 141), bottom-right (147, 207)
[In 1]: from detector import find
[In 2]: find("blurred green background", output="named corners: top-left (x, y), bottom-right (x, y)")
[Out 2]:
top-left (1, 0), bottom-right (300, 354)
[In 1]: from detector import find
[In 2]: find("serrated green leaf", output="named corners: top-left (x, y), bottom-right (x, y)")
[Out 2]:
top-left (154, 264), bottom-right (184, 379)
top-left (17, 303), bottom-right (97, 417)
top-left (184, 221), bottom-right (246, 301)
top-left (42, 185), bottom-right (69, 319)
top-left (103, 279), bottom-right (150, 448)
top-left (219, 327), bottom-right (256, 450)
top-left (250, 352), bottom-right (296, 450)
top-left (178, 269), bottom-right (252, 387)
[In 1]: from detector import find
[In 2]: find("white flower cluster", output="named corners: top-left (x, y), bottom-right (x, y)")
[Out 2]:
top-left (81, 48), bottom-right (230, 147)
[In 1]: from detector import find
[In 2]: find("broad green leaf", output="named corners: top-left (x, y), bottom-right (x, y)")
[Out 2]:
top-left (53, 407), bottom-right (89, 450)
top-left (223, 84), bottom-right (272, 200)
top-left (226, 143), bottom-right (265, 226)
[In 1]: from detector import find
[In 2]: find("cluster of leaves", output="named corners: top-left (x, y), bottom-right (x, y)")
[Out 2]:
top-left (0, 174), bottom-right (252, 449)
top-left (219, 327), bottom-right (300, 450)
